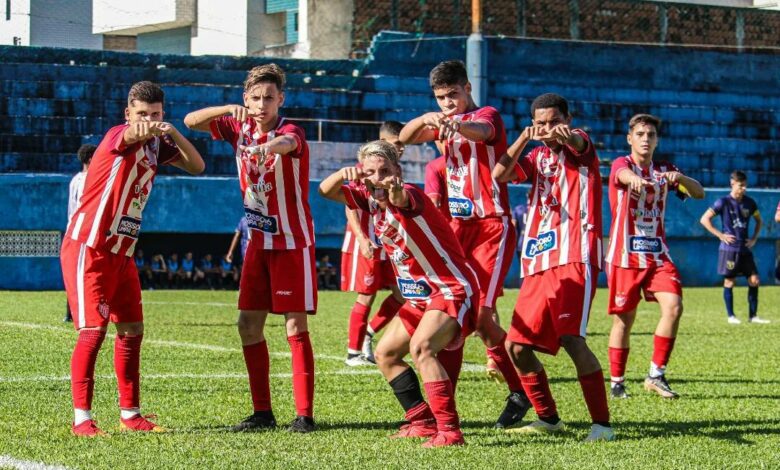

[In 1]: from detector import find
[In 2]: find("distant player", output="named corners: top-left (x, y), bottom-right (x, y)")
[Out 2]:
top-left (64, 143), bottom-right (97, 322)
top-left (226, 216), bottom-right (250, 265)
top-left (319, 140), bottom-right (478, 447)
top-left (604, 114), bottom-right (704, 400)
top-left (424, 154), bottom-right (450, 220)
top-left (511, 195), bottom-right (529, 286)
top-left (185, 64), bottom-right (317, 433)
top-left (341, 121), bottom-right (407, 366)
top-left (493, 93), bottom-right (613, 441)
top-left (61, 81), bottom-right (205, 436)
top-left (700, 171), bottom-right (768, 324)
top-left (400, 60), bottom-right (530, 429)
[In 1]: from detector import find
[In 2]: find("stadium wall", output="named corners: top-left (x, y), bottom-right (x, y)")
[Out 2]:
top-left (1, 174), bottom-right (778, 290)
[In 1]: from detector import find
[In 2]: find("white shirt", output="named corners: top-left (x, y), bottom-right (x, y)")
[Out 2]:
top-left (67, 171), bottom-right (87, 222)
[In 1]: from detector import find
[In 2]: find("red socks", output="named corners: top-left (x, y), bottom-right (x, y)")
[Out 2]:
top-left (71, 329), bottom-right (106, 410)
top-left (578, 370), bottom-right (610, 424)
top-left (608, 347), bottom-right (630, 382)
top-left (423, 380), bottom-right (460, 432)
top-left (369, 295), bottom-right (403, 334)
top-left (405, 401), bottom-right (434, 422)
top-left (437, 345), bottom-right (464, 391)
top-left (242, 341), bottom-right (271, 412)
top-left (520, 370), bottom-right (558, 419)
top-left (347, 303), bottom-right (371, 352)
top-left (114, 334), bottom-right (143, 409)
top-left (288, 332), bottom-right (315, 418)
top-left (652, 335), bottom-right (676, 369)
top-left (486, 337), bottom-right (524, 392)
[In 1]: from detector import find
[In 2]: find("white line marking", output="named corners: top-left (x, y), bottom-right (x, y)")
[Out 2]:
top-left (143, 301), bottom-right (235, 307)
top-left (0, 455), bottom-right (70, 470)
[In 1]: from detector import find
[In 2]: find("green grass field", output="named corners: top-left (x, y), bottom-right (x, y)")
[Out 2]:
top-left (1, 287), bottom-right (779, 469)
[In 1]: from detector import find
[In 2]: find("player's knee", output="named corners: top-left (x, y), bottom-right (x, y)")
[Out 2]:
top-left (749, 277), bottom-right (760, 287)
top-left (723, 278), bottom-right (735, 288)
top-left (409, 338), bottom-right (434, 363)
top-left (560, 335), bottom-right (587, 354)
top-left (664, 302), bottom-right (683, 321)
top-left (374, 343), bottom-right (400, 368)
top-left (237, 314), bottom-right (263, 340)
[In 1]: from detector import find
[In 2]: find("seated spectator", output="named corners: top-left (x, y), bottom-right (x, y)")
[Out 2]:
top-left (317, 255), bottom-right (337, 290)
top-left (135, 249), bottom-right (152, 289)
top-left (150, 254), bottom-right (168, 289)
top-left (199, 254), bottom-right (219, 289)
top-left (167, 253), bottom-right (184, 289)
top-left (219, 254), bottom-right (239, 289)
top-left (181, 252), bottom-right (196, 287)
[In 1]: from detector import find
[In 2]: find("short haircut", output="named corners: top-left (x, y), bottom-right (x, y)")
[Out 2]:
top-left (357, 140), bottom-right (401, 169)
top-left (530, 93), bottom-right (569, 118)
top-left (77, 144), bottom-right (97, 165)
top-left (127, 81), bottom-right (164, 106)
top-left (730, 170), bottom-right (747, 183)
top-left (379, 120), bottom-right (404, 136)
top-left (628, 113), bottom-right (662, 133)
top-left (429, 60), bottom-right (468, 89)
top-left (244, 63), bottom-right (286, 92)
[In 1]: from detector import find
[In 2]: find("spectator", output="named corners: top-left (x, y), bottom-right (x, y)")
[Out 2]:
top-left (220, 254), bottom-right (239, 289)
top-left (199, 254), bottom-right (219, 289)
top-left (150, 254), bottom-right (168, 289)
top-left (135, 249), bottom-right (152, 289)
top-left (181, 251), bottom-right (196, 287)
top-left (167, 253), bottom-right (184, 289)
top-left (317, 255), bottom-right (337, 290)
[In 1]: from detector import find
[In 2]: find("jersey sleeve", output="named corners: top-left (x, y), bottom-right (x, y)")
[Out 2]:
top-left (663, 162), bottom-right (688, 200)
top-left (472, 106), bottom-right (502, 144)
top-left (278, 122), bottom-right (306, 158)
top-left (513, 150), bottom-right (537, 183)
top-left (396, 185), bottom-right (426, 217)
top-left (104, 124), bottom-right (130, 153)
top-left (610, 157), bottom-right (631, 188)
top-left (158, 136), bottom-right (182, 165)
top-left (341, 185), bottom-right (371, 212)
top-left (209, 116), bottom-right (240, 145)
top-left (710, 197), bottom-right (724, 214)
top-left (424, 159), bottom-right (444, 196)
top-left (565, 129), bottom-right (596, 165)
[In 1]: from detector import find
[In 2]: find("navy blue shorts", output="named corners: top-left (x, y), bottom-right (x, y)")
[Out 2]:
top-left (718, 249), bottom-right (758, 278)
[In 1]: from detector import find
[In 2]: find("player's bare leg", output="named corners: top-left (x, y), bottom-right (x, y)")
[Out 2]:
top-left (747, 274), bottom-right (768, 323)
top-left (70, 325), bottom-right (108, 437)
top-left (363, 287), bottom-right (405, 363)
top-left (233, 309), bottom-right (276, 431)
top-left (113, 321), bottom-right (163, 432)
top-left (346, 292), bottom-right (376, 366)
top-left (410, 311), bottom-right (465, 447)
top-left (607, 309), bottom-right (637, 398)
top-left (645, 293), bottom-right (682, 398)
top-left (285, 312), bottom-right (315, 432)
top-left (505, 342), bottom-right (563, 434)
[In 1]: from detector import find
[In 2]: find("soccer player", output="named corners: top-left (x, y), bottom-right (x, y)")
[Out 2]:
top-left (64, 143), bottom-right (97, 322)
top-left (60, 81), bottom-right (205, 437)
top-left (226, 216), bottom-right (250, 265)
top-left (493, 93), bottom-right (613, 441)
top-left (424, 155), bottom-right (450, 219)
top-left (604, 114), bottom-right (705, 400)
top-left (341, 121), bottom-right (407, 366)
top-left (700, 171), bottom-right (768, 324)
top-left (319, 140), bottom-right (478, 447)
top-left (400, 60), bottom-right (531, 429)
top-left (184, 64), bottom-right (317, 433)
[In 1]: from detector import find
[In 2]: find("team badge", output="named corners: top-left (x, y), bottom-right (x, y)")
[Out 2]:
top-left (363, 274), bottom-right (375, 286)
top-left (615, 295), bottom-right (627, 308)
top-left (726, 260), bottom-right (735, 270)
top-left (98, 300), bottom-right (110, 319)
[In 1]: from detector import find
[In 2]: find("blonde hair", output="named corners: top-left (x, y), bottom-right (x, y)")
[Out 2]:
top-left (244, 63), bottom-right (286, 91)
top-left (357, 140), bottom-right (401, 169)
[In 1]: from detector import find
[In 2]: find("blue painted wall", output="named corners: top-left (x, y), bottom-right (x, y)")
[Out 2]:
top-left (1, 174), bottom-right (779, 289)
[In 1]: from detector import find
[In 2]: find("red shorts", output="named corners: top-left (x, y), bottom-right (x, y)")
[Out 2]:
top-left (451, 217), bottom-right (516, 309)
top-left (607, 261), bottom-right (683, 315)
top-left (239, 241), bottom-right (318, 314)
top-left (60, 239), bottom-right (142, 330)
top-left (507, 263), bottom-right (598, 355)
top-left (398, 294), bottom-right (478, 351)
top-left (340, 247), bottom-right (395, 294)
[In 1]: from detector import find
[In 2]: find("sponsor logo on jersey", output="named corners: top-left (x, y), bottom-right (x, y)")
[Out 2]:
top-left (245, 209), bottom-right (279, 234)
top-left (117, 216), bottom-right (142, 238)
top-left (449, 197), bottom-right (474, 218)
top-left (629, 236), bottom-right (663, 253)
top-left (397, 278), bottom-right (433, 299)
top-left (252, 180), bottom-right (274, 193)
top-left (525, 230), bottom-right (557, 257)
top-left (631, 208), bottom-right (662, 218)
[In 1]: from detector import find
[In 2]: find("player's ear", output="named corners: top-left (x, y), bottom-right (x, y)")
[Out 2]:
top-left (242, 91), bottom-right (249, 107)
top-left (464, 82), bottom-right (472, 95)
top-left (124, 106), bottom-right (130, 122)
top-left (278, 91), bottom-right (285, 107)
top-left (626, 133), bottom-right (632, 146)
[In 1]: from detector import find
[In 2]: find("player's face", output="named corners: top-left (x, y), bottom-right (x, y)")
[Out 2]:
top-left (730, 179), bottom-right (747, 198)
top-left (125, 100), bottom-right (164, 124)
top-left (361, 155), bottom-right (400, 204)
top-left (433, 83), bottom-right (472, 116)
top-left (379, 131), bottom-right (405, 157)
top-left (532, 107), bottom-right (571, 148)
top-left (627, 123), bottom-right (658, 159)
top-left (244, 82), bottom-right (285, 128)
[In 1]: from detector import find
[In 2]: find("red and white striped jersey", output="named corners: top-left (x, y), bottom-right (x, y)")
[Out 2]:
top-left (341, 184), bottom-right (478, 309)
top-left (438, 106), bottom-right (510, 220)
top-left (211, 116), bottom-right (314, 250)
top-left (65, 124), bottom-right (181, 257)
top-left (605, 156), bottom-right (685, 268)
top-left (515, 130), bottom-right (603, 277)
top-left (424, 156), bottom-right (451, 220)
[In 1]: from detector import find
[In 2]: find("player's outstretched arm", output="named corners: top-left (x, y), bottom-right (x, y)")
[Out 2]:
top-left (184, 105), bottom-right (254, 132)
top-left (165, 124), bottom-right (206, 175)
top-left (493, 127), bottom-right (533, 183)
top-left (617, 168), bottom-right (654, 193)
top-left (399, 112), bottom-right (446, 144)
top-left (378, 176), bottom-right (410, 209)
top-left (667, 172), bottom-right (705, 199)
top-left (319, 167), bottom-right (365, 204)
top-left (242, 135), bottom-right (299, 160)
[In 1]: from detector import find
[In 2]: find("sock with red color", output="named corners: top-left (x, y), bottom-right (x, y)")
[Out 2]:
top-left (347, 302), bottom-right (371, 353)
top-left (486, 337), bottom-right (524, 392)
top-left (578, 369), bottom-right (610, 425)
top-left (71, 329), bottom-right (107, 412)
top-left (288, 332), bottom-right (315, 417)
top-left (520, 369), bottom-right (558, 420)
top-left (651, 335), bottom-right (676, 373)
top-left (242, 340), bottom-right (271, 412)
top-left (114, 334), bottom-right (143, 409)
top-left (437, 345), bottom-right (464, 391)
top-left (608, 347), bottom-right (630, 383)
top-left (423, 379), bottom-right (460, 432)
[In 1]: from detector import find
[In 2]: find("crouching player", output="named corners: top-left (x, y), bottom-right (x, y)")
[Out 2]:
top-left (61, 81), bottom-right (205, 436)
top-left (319, 140), bottom-right (478, 447)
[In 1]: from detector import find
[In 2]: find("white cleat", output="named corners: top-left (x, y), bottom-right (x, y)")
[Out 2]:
top-left (506, 419), bottom-right (564, 434)
top-left (344, 354), bottom-right (374, 367)
top-left (748, 317), bottom-right (771, 324)
top-left (584, 424), bottom-right (615, 442)
top-left (727, 316), bottom-right (742, 324)
top-left (361, 335), bottom-right (376, 364)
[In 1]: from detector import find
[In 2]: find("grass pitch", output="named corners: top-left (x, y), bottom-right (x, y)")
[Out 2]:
top-left (1, 287), bottom-right (779, 469)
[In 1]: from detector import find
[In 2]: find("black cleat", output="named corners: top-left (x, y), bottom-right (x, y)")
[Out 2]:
top-left (644, 375), bottom-right (679, 399)
top-left (287, 415), bottom-right (316, 433)
top-left (610, 382), bottom-right (629, 399)
top-left (63, 314), bottom-right (73, 322)
top-left (494, 390), bottom-right (532, 429)
top-left (231, 411), bottom-right (277, 432)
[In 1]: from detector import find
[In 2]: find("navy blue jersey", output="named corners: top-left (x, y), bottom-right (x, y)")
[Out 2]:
top-left (711, 195), bottom-right (758, 252)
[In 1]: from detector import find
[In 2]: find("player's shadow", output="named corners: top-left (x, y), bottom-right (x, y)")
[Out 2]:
top-left (611, 419), bottom-right (780, 444)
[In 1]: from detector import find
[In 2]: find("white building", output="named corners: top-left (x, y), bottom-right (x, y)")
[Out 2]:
top-left (1, 0), bottom-right (102, 49)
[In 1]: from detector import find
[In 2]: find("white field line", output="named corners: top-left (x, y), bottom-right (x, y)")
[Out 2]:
top-left (0, 455), bottom-right (71, 470)
top-left (143, 301), bottom-right (234, 307)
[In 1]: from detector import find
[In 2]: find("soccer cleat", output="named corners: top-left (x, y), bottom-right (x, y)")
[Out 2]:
top-left (748, 317), bottom-right (771, 324)
top-left (727, 316), bottom-right (741, 324)
top-left (287, 415), bottom-right (316, 433)
top-left (494, 391), bottom-right (532, 429)
top-left (644, 375), bottom-right (679, 399)
top-left (345, 354), bottom-right (374, 367)
top-left (361, 336), bottom-right (376, 364)
top-left (389, 419), bottom-right (438, 439)
top-left (506, 419), bottom-right (564, 434)
top-left (610, 382), bottom-right (629, 399)
top-left (231, 411), bottom-right (277, 432)
top-left (71, 419), bottom-right (106, 437)
top-left (119, 414), bottom-right (166, 433)
top-left (485, 358), bottom-right (505, 384)
top-left (421, 429), bottom-right (465, 448)
top-left (584, 423), bottom-right (615, 442)
top-left (63, 314), bottom-right (73, 322)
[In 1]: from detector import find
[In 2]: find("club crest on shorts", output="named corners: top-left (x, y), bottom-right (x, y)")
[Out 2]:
top-left (615, 295), bottom-right (627, 308)
top-left (363, 274), bottom-right (375, 286)
top-left (98, 300), bottom-right (110, 319)
top-left (726, 260), bottom-right (735, 270)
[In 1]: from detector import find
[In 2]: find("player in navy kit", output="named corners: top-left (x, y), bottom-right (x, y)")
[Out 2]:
top-left (700, 171), bottom-right (769, 324)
